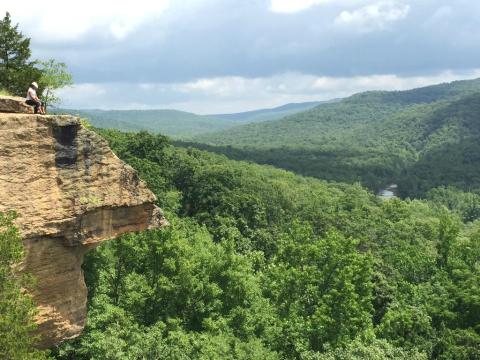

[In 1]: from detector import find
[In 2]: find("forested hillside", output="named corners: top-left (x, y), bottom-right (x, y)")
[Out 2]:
top-left (190, 79), bottom-right (480, 197)
top-left (58, 101), bottom-right (322, 138)
top-left (52, 129), bottom-right (480, 359)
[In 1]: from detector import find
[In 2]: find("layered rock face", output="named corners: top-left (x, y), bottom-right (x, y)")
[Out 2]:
top-left (0, 99), bottom-right (167, 348)
top-left (0, 95), bottom-right (34, 114)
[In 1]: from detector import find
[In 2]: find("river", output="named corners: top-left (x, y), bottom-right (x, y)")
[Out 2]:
top-left (378, 184), bottom-right (398, 200)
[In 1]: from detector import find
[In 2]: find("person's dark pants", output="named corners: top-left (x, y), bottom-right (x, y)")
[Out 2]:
top-left (26, 99), bottom-right (42, 114)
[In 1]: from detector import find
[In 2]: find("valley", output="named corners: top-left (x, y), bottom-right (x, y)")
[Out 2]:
top-left (182, 79), bottom-right (480, 198)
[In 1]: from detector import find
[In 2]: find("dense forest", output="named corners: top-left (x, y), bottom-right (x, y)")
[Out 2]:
top-left (45, 129), bottom-right (480, 359)
top-left (189, 79), bottom-right (480, 198)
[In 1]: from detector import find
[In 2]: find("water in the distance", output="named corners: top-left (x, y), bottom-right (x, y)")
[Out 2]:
top-left (378, 184), bottom-right (398, 200)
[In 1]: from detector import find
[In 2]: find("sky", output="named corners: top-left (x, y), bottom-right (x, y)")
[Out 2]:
top-left (2, 0), bottom-right (480, 114)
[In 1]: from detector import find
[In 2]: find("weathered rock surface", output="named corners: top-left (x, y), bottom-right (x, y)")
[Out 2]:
top-left (0, 113), bottom-right (167, 348)
top-left (0, 95), bottom-right (34, 114)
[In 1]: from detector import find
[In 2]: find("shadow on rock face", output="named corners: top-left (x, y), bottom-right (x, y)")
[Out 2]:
top-left (53, 123), bottom-right (79, 167)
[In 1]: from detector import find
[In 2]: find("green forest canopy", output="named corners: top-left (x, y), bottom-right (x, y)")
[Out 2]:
top-left (52, 130), bottom-right (480, 359)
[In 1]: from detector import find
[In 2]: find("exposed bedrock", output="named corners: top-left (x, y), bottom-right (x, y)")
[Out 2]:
top-left (0, 95), bottom-right (34, 114)
top-left (0, 109), bottom-right (167, 348)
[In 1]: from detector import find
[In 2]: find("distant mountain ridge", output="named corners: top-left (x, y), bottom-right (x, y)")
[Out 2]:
top-left (56, 109), bottom-right (229, 138)
top-left (208, 101), bottom-right (328, 122)
top-left (57, 100), bottom-right (326, 138)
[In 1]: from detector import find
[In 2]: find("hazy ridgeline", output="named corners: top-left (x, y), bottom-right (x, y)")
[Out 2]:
top-left (57, 101), bottom-right (322, 139)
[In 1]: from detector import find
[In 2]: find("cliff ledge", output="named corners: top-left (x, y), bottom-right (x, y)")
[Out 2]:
top-left (0, 98), bottom-right (167, 348)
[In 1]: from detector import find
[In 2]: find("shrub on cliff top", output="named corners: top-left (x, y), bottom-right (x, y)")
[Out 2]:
top-left (0, 12), bottom-right (72, 106)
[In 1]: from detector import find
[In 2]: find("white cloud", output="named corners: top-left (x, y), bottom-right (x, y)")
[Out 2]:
top-left (0, 0), bottom-right (170, 41)
top-left (270, 0), bottom-right (371, 13)
top-left (270, 0), bottom-right (331, 13)
top-left (57, 70), bottom-right (480, 114)
top-left (335, 1), bottom-right (410, 32)
top-left (174, 77), bottom-right (255, 97)
top-left (62, 83), bottom-right (107, 97)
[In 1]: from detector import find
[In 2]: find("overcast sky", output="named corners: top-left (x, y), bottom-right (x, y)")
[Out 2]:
top-left (2, 0), bottom-right (480, 113)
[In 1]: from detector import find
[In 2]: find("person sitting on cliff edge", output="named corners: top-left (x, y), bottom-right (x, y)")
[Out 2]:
top-left (25, 82), bottom-right (45, 114)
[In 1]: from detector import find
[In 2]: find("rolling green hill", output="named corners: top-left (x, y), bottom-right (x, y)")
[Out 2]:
top-left (194, 78), bottom-right (480, 147)
top-left (56, 109), bottom-right (234, 138)
top-left (188, 78), bottom-right (480, 196)
top-left (56, 101), bottom-right (324, 138)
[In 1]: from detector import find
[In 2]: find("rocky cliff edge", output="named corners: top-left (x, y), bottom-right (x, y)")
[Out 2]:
top-left (0, 97), bottom-right (167, 348)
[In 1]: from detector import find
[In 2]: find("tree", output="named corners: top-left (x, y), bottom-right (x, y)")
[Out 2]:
top-left (0, 212), bottom-right (49, 359)
top-left (265, 222), bottom-right (374, 356)
top-left (309, 338), bottom-right (427, 360)
top-left (0, 12), bottom-right (40, 95)
top-left (38, 59), bottom-right (73, 110)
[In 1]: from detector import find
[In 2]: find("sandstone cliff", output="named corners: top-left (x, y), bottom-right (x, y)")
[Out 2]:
top-left (0, 98), bottom-right (167, 348)
top-left (0, 95), bottom-right (34, 114)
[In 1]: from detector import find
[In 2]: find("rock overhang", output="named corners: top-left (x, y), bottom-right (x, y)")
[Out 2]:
top-left (0, 103), bottom-right (167, 348)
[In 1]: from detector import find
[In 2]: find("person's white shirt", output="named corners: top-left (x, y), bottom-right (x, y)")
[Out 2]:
top-left (26, 87), bottom-right (37, 101)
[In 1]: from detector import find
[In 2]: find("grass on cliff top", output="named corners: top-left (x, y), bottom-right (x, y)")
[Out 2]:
top-left (0, 89), bottom-right (11, 96)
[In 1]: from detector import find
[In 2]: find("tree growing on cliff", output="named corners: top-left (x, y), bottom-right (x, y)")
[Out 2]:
top-left (38, 59), bottom-right (73, 110)
top-left (0, 212), bottom-right (49, 359)
top-left (0, 12), bottom-right (41, 96)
